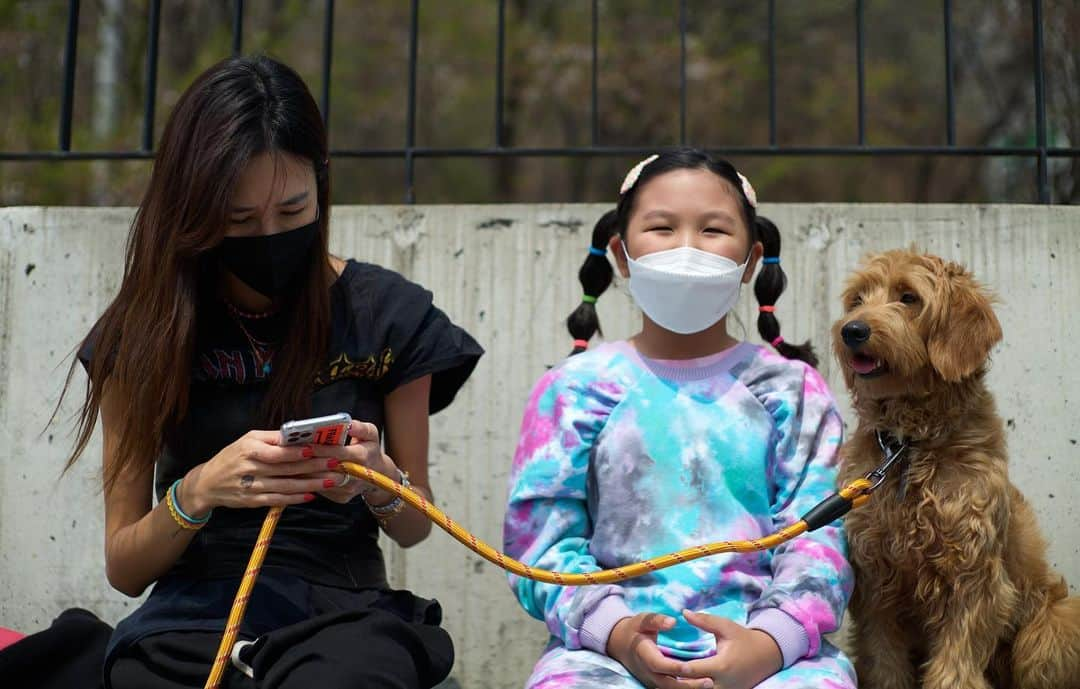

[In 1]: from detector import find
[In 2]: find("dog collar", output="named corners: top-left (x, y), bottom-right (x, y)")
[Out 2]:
top-left (865, 430), bottom-right (911, 496)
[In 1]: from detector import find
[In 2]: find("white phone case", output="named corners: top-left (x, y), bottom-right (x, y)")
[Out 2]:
top-left (279, 412), bottom-right (352, 446)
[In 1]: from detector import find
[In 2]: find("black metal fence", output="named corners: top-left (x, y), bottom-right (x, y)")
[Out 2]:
top-left (2, 0), bottom-right (1076, 204)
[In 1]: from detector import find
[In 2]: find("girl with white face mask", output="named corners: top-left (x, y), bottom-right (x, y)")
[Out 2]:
top-left (504, 149), bottom-right (854, 689)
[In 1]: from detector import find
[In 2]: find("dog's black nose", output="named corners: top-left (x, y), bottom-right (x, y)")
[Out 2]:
top-left (841, 320), bottom-right (871, 348)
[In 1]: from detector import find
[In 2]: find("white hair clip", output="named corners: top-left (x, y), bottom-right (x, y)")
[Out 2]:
top-left (737, 171), bottom-right (757, 208)
top-left (620, 154), bottom-right (659, 195)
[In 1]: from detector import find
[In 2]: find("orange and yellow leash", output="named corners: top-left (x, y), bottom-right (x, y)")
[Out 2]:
top-left (204, 465), bottom-right (875, 689)
top-left (204, 504), bottom-right (283, 689)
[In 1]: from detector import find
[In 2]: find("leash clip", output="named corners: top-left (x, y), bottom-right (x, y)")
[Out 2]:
top-left (862, 430), bottom-right (909, 494)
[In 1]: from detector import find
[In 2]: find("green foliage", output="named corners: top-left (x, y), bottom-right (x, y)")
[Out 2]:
top-left (1, 0), bottom-right (1076, 206)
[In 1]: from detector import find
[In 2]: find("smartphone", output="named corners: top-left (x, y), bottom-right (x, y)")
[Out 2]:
top-left (280, 412), bottom-right (352, 446)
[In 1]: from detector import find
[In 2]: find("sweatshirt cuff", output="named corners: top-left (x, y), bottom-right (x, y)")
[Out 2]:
top-left (747, 608), bottom-right (809, 669)
top-left (579, 595), bottom-right (634, 655)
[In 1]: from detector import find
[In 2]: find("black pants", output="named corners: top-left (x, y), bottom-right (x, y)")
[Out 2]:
top-left (109, 601), bottom-right (454, 689)
top-left (0, 608), bottom-right (113, 689)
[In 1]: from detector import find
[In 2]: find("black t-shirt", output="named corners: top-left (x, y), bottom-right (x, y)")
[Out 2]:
top-left (80, 260), bottom-right (483, 590)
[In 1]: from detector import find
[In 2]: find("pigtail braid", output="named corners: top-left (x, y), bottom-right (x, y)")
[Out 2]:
top-left (752, 216), bottom-right (819, 368)
top-left (566, 209), bottom-right (620, 355)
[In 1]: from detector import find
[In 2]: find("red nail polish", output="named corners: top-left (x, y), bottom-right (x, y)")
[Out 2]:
top-left (327, 459), bottom-right (341, 469)
top-left (304, 493), bottom-right (316, 502)
top-left (323, 479), bottom-right (336, 489)
top-left (302, 447), bottom-right (314, 458)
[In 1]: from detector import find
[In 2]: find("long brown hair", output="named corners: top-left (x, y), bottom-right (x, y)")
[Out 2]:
top-left (61, 55), bottom-right (332, 493)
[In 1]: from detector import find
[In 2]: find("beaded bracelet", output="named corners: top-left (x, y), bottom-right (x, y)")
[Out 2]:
top-left (363, 469), bottom-right (410, 526)
top-left (166, 479), bottom-right (212, 531)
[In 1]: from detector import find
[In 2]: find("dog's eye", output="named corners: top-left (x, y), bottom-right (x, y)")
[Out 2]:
top-left (900, 292), bottom-right (919, 305)
top-left (847, 296), bottom-right (863, 310)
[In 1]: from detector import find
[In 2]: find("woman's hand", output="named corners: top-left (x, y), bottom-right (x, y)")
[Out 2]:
top-left (607, 613), bottom-right (715, 689)
top-left (182, 430), bottom-right (336, 514)
top-left (303, 422), bottom-right (402, 506)
top-left (676, 610), bottom-right (783, 689)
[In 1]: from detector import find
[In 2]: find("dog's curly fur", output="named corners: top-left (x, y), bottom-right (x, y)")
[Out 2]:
top-left (833, 249), bottom-right (1080, 689)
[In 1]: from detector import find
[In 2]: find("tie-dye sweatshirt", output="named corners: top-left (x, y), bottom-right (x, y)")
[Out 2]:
top-left (503, 340), bottom-right (852, 667)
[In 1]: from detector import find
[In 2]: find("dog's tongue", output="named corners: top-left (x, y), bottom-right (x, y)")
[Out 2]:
top-left (851, 354), bottom-right (880, 374)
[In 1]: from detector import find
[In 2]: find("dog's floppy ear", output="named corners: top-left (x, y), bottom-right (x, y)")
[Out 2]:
top-left (927, 262), bottom-right (1002, 382)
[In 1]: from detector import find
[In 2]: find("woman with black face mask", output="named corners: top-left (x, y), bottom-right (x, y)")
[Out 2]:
top-left (60, 55), bottom-right (482, 689)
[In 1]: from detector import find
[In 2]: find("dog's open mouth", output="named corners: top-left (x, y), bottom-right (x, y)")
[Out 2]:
top-left (850, 352), bottom-right (888, 378)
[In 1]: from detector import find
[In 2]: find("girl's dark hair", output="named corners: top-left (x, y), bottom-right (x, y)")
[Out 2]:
top-left (567, 147), bottom-right (818, 367)
top-left (59, 55), bottom-right (333, 493)
top-left (566, 209), bottom-right (619, 354)
top-left (752, 216), bottom-right (817, 366)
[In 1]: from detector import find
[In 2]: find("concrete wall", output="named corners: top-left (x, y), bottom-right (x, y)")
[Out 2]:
top-left (1, 204), bottom-right (1078, 688)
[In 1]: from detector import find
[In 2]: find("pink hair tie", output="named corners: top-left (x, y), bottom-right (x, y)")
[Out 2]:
top-left (759, 305), bottom-right (776, 313)
top-left (771, 336), bottom-right (784, 347)
top-left (573, 339), bottom-right (590, 350)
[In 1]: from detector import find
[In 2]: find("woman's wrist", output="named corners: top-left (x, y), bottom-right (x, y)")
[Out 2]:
top-left (178, 466), bottom-right (213, 518)
top-left (362, 488), bottom-right (397, 508)
top-left (362, 465), bottom-right (410, 526)
top-left (359, 454), bottom-right (400, 505)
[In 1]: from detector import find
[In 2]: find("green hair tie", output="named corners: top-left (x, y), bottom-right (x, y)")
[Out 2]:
top-left (582, 295), bottom-right (597, 305)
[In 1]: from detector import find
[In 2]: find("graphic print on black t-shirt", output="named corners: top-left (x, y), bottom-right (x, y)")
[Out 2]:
top-left (314, 349), bottom-right (394, 387)
top-left (197, 347), bottom-right (270, 384)
top-left (76, 259), bottom-right (483, 590)
top-left (195, 342), bottom-right (396, 387)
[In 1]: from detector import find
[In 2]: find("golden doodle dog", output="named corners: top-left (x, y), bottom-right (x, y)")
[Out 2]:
top-left (833, 249), bottom-right (1080, 689)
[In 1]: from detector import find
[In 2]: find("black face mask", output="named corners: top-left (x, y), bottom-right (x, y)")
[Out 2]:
top-left (218, 220), bottom-right (319, 299)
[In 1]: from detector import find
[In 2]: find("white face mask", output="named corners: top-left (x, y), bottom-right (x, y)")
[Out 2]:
top-left (624, 244), bottom-right (749, 335)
